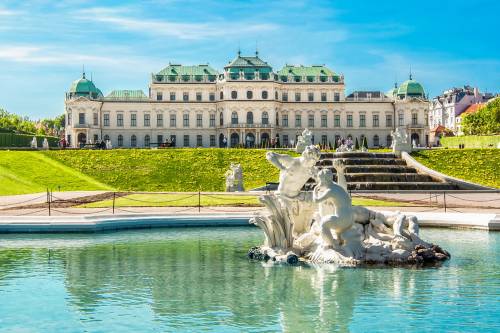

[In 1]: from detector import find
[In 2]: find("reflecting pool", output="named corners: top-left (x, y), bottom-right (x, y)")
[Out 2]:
top-left (0, 227), bottom-right (498, 332)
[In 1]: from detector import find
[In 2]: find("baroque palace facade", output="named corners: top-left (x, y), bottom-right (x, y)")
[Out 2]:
top-left (65, 52), bottom-right (429, 148)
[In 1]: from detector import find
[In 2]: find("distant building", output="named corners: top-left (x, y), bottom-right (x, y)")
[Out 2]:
top-left (429, 86), bottom-right (493, 134)
top-left (64, 52), bottom-right (430, 148)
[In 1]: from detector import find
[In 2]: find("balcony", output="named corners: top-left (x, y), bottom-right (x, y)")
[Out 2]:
top-left (72, 123), bottom-right (91, 129)
top-left (407, 123), bottom-right (427, 129)
top-left (224, 123), bottom-right (273, 129)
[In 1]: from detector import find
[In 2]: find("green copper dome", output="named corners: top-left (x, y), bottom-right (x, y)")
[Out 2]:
top-left (396, 78), bottom-right (425, 98)
top-left (68, 72), bottom-right (103, 99)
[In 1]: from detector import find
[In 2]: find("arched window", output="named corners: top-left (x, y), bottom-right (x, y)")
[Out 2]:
top-left (247, 90), bottom-right (253, 99)
top-left (104, 134), bottom-right (110, 142)
top-left (247, 111), bottom-right (253, 124)
top-left (220, 91), bottom-right (223, 100)
top-left (386, 134), bottom-right (392, 147)
top-left (231, 112), bottom-right (238, 125)
top-left (231, 91), bottom-right (237, 99)
top-left (117, 134), bottom-right (123, 147)
top-left (373, 135), bottom-right (379, 147)
top-left (219, 112), bottom-right (224, 126)
top-left (145, 135), bottom-right (150, 147)
top-left (131, 135), bottom-right (137, 147)
top-left (262, 111), bottom-right (269, 125)
top-left (262, 91), bottom-right (268, 99)
top-left (230, 132), bottom-right (239, 147)
top-left (275, 91), bottom-right (278, 100)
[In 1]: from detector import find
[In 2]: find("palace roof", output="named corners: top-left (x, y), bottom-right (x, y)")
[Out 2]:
top-left (157, 64), bottom-right (218, 76)
top-left (277, 65), bottom-right (335, 77)
top-left (225, 53), bottom-right (271, 68)
top-left (104, 90), bottom-right (149, 101)
top-left (68, 73), bottom-right (103, 99)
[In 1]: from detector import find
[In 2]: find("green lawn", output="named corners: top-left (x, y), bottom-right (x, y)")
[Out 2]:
top-left (0, 151), bottom-right (112, 195)
top-left (411, 149), bottom-right (500, 188)
top-left (44, 149), bottom-right (297, 192)
top-left (81, 193), bottom-right (408, 208)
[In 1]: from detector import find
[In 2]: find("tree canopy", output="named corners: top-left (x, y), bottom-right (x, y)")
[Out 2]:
top-left (462, 98), bottom-right (500, 135)
top-left (0, 108), bottom-right (64, 136)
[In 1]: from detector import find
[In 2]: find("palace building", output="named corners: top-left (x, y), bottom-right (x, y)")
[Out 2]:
top-left (64, 52), bottom-right (429, 148)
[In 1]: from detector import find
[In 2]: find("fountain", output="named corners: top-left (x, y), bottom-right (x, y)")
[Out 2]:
top-left (249, 145), bottom-right (450, 266)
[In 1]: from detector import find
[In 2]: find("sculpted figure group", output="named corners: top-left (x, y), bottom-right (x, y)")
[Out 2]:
top-left (250, 145), bottom-right (449, 266)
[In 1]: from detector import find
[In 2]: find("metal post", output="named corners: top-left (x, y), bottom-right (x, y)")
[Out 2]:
top-left (112, 192), bottom-right (116, 214)
top-left (48, 189), bottom-right (51, 216)
top-left (443, 192), bottom-right (447, 213)
top-left (198, 191), bottom-right (201, 212)
top-left (429, 192), bottom-right (432, 207)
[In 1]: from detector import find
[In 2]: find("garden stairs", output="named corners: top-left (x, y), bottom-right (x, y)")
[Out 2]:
top-left (310, 152), bottom-right (459, 191)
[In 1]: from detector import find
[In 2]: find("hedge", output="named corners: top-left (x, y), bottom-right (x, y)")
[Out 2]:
top-left (440, 135), bottom-right (500, 148)
top-left (0, 133), bottom-right (59, 147)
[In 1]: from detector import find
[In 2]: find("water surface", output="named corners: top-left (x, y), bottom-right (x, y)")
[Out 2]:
top-left (0, 227), bottom-right (498, 332)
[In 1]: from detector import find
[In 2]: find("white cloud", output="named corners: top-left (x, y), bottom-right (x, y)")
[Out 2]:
top-left (0, 8), bottom-right (20, 16)
top-left (75, 7), bottom-right (279, 40)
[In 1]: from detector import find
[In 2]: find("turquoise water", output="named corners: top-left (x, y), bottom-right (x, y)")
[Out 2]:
top-left (0, 227), bottom-right (498, 333)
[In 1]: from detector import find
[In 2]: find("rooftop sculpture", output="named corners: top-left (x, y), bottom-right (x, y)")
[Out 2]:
top-left (249, 145), bottom-right (450, 266)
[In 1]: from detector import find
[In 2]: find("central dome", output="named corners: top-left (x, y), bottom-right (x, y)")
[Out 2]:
top-left (397, 79), bottom-right (425, 98)
top-left (68, 73), bottom-right (103, 99)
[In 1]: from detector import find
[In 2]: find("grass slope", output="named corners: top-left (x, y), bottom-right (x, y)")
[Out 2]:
top-left (0, 151), bottom-right (113, 195)
top-left (44, 149), bottom-right (297, 192)
top-left (411, 149), bottom-right (500, 188)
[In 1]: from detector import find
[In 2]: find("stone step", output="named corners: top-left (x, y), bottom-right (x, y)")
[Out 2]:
top-left (318, 158), bottom-right (406, 166)
top-left (346, 173), bottom-right (434, 183)
top-left (321, 152), bottom-right (396, 159)
top-left (345, 165), bottom-right (418, 174)
top-left (346, 182), bottom-right (459, 191)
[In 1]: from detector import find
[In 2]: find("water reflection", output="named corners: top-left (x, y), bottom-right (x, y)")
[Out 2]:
top-left (0, 227), bottom-right (498, 332)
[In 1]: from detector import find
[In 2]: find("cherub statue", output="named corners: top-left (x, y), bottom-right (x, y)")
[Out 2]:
top-left (295, 128), bottom-right (313, 153)
top-left (225, 169), bottom-right (235, 192)
top-left (42, 138), bottom-right (49, 150)
top-left (332, 159), bottom-right (348, 191)
top-left (31, 136), bottom-right (38, 149)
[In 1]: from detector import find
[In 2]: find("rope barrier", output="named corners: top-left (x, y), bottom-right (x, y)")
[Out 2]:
top-left (0, 194), bottom-right (47, 207)
top-left (13, 208), bottom-right (48, 216)
top-left (446, 193), bottom-right (500, 203)
top-left (50, 207), bottom-right (113, 215)
top-left (121, 194), bottom-right (198, 204)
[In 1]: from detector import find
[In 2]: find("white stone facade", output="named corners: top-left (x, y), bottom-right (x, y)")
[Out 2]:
top-left (65, 55), bottom-right (430, 148)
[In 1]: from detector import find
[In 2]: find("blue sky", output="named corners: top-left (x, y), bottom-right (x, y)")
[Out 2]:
top-left (0, 0), bottom-right (499, 119)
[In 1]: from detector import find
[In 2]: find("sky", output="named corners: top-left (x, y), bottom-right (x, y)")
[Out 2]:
top-left (0, 0), bottom-right (499, 119)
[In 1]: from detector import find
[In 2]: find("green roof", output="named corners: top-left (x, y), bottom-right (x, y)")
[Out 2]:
top-left (104, 90), bottom-right (148, 101)
top-left (157, 64), bottom-right (218, 76)
top-left (277, 65), bottom-right (335, 77)
top-left (225, 54), bottom-right (271, 68)
top-left (397, 79), bottom-right (425, 97)
top-left (68, 73), bottom-right (103, 98)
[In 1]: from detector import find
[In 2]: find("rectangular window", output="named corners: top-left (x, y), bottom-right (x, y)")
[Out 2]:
top-left (183, 114), bottom-right (189, 127)
top-left (144, 114), bottom-right (150, 127)
top-left (93, 113), bottom-right (98, 126)
top-left (295, 114), bottom-right (302, 127)
top-left (334, 92), bottom-right (340, 102)
top-left (283, 134), bottom-right (289, 146)
top-left (196, 92), bottom-right (202, 101)
top-left (67, 113), bottom-right (72, 126)
top-left (170, 92), bottom-right (176, 101)
top-left (79, 113), bottom-right (85, 125)
top-left (183, 92), bottom-right (189, 101)
top-left (117, 114), bottom-right (123, 127)
top-left (103, 114), bottom-right (109, 127)
top-left (157, 113), bottom-right (163, 127)
top-left (170, 135), bottom-right (176, 146)
top-left (183, 135), bottom-right (190, 147)
top-left (308, 115), bottom-right (314, 127)
top-left (196, 114), bottom-right (202, 127)
top-left (282, 92), bottom-right (288, 102)
top-left (295, 92), bottom-right (301, 102)
top-left (412, 113), bottom-right (418, 125)
top-left (209, 93), bottom-right (215, 101)
top-left (398, 113), bottom-right (404, 126)
top-left (386, 114), bottom-right (393, 127)
top-left (170, 114), bottom-right (176, 127)
top-left (196, 135), bottom-right (203, 147)
top-left (321, 135), bottom-right (328, 145)
top-left (308, 92), bottom-right (314, 102)
top-left (157, 135), bottom-right (163, 144)
top-left (210, 135), bottom-right (216, 147)
top-left (131, 114), bottom-right (137, 127)
top-left (321, 114), bottom-right (327, 127)
top-left (334, 114), bottom-right (340, 127)
top-left (157, 92), bottom-right (162, 101)
top-left (347, 114), bottom-right (353, 127)
top-left (373, 115), bottom-right (379, 127)
top-left (360, 114), bottom-right (366, 127)
top-left (321, 93), bottom-right (327, 102)
top-left (209, 114), bottom-right (215, 127)
top-left (282, 114), bottom-right (288, 127)
top-left (93, 134), bottom-right (98, 142)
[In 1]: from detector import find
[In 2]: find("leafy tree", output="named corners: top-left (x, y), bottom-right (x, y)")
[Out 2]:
top-left (462, 98), bottom-right (500, 135)
top-left (355, 137), bottom-right (359, 150)
top-left (362, 136), bottom-right (368, 149)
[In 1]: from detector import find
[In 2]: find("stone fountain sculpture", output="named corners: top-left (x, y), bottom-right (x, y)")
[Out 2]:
top-left (249, 145), bottom-right (450, 266)
top-left (30, 136), bottom-right (38, 149)
top-left (225, 163), bottom-right (244, 192)
top-left (295, 128), bottom-right (313, 153)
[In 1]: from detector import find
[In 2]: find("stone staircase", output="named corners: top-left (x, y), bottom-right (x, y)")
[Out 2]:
top-left (310, 152), bottom-right (459, 191)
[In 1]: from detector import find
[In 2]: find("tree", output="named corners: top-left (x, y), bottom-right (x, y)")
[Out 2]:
top-left (334, 138), bottom-right (339, 150)
top-left (462, 98), bottom-right (500, 135)
top-left (355, 137), bottom-right (359, 150)
top-left (362, 136), bottom-right (368, 149)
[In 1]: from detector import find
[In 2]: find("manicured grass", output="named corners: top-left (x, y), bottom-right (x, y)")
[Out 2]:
top-left (411, 149), bottom-right (500, 188)
top-left (0, 151), bottom-right (112, 195)
top-left (44, 149), bottom-right (298, 192)
top-left (80, 193), bottom-right (408, 208)
top-left (440, 135), bottom-right (500, 148)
